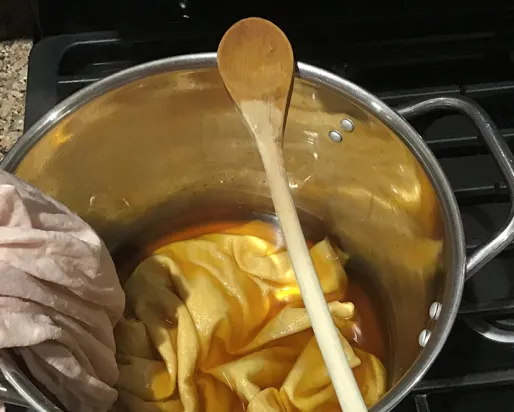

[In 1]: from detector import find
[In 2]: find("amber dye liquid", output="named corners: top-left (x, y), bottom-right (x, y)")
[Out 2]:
top-left (113, 207), bottom-right (390, 367)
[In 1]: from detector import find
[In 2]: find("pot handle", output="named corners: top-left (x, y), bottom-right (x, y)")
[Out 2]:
top-left (0, 349), bottom-right (62, 411)
top-left (396, 96), bottom-right (514, 280)
top-left (0, 377), bottom-right (29, 407)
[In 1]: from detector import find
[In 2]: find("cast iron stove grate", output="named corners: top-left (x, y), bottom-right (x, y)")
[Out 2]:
top-left (16, 8), bottom-right (514, 412)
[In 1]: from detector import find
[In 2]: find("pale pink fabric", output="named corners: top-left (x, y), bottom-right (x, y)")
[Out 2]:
top-left (0, 171), bottom-right (125, 412)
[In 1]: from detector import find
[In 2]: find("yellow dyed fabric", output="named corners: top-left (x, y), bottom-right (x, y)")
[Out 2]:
top-left (112, 222), bottom-right (386, 411)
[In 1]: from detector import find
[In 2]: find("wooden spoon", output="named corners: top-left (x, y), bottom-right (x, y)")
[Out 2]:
top-left (218, 17), bottom-right (368, 412)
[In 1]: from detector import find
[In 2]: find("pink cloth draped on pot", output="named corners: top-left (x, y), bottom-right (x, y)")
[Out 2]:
top-left (0, 171), bottom-right (125, 412)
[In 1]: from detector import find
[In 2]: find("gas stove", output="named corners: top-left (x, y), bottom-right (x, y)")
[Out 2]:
top-left (11, 2), bottom-right (514, 411)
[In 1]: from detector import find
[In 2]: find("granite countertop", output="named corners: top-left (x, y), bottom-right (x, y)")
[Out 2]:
top-left (0, 39), bottom-right (32, 161)
top-left (0, 0), bottom-right (33, 161)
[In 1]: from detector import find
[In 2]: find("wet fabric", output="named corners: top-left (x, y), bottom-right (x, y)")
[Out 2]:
top-left (114, 221), bottom-right (386, 412)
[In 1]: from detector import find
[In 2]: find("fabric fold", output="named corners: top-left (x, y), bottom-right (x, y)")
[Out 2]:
top-left (0, 171), bottom-right (125, 412)
top-left (115, 222), bottom-right (386, 411)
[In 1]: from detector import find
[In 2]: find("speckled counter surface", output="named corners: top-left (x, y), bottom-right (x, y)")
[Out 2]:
top-left (0, 39), bottom-right (32, 161)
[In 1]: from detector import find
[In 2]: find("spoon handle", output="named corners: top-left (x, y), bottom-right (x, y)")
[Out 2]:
top-left (257, 138), bottom-right (368, 412)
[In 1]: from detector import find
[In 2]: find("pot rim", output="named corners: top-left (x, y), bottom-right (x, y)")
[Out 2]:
top-left (0, 52), bottom-right (465, 412)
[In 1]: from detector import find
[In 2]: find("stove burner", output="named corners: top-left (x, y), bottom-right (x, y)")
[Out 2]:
top-left (461, 298), bottom-right (514, 343)
top-left (467, 319), bottom-right (514, 343)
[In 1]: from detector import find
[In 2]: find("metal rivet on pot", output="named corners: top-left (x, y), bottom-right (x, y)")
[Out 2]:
top-left (418, 329), bottom-right (431, 347)
top-left (328, 130), bottom-right (343, 143)
top-left (429, 302), bottom-right (442, 320)
top-left (340, 118), bottom-right (354, 132)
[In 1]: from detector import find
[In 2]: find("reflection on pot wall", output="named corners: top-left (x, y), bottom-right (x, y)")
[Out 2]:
top-left (13, 67), bottom-right (444, 389)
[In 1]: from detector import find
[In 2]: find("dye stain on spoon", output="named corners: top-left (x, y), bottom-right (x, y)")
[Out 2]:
top-left (217, 17), bottom-right (368, 412)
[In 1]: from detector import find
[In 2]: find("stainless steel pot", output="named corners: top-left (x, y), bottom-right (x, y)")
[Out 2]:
top-left (1, 53), bottom-right (514, 412)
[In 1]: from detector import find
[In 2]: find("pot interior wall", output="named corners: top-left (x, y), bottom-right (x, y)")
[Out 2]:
top-left (12, 67), bottom-right (444, 392)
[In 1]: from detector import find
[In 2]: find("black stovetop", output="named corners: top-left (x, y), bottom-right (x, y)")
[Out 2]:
top-left (14, 2), bottom-right (514, 411)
